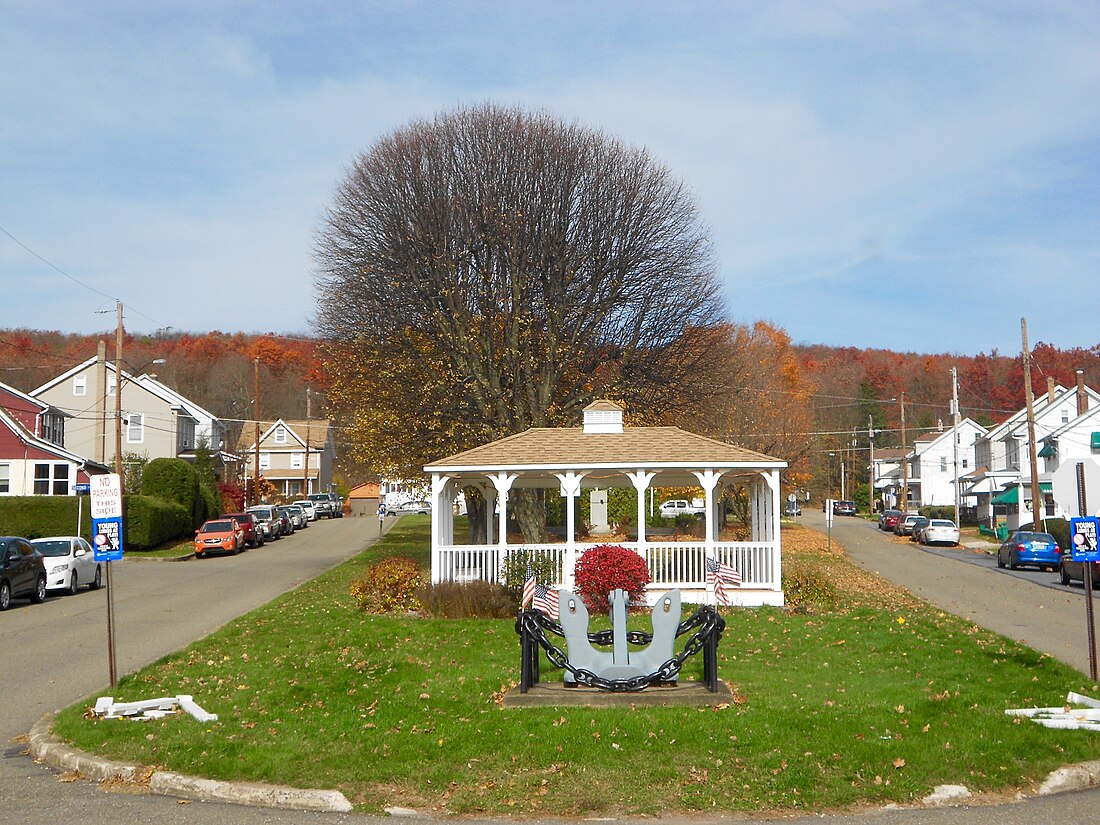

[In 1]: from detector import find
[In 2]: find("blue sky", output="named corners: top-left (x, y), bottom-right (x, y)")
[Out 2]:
top-left (2, 1), bottom-right (1097, 354)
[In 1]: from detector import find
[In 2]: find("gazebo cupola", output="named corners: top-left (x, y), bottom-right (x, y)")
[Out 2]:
top-left (583, 400), bottom-right (624, 434)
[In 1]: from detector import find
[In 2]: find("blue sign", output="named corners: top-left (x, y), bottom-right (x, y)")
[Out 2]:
top-left (92, 516), bottom-right (124, 562)
top-left (74, 483), bottom-right (91, 494)
top-left (1070, 517), bottom-right (1100, 563)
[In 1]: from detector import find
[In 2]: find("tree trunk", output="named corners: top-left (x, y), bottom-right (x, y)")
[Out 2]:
top-left (464, 488), bottom-right (487, 544)
top-left (512, 488), bottom-right (547, 544)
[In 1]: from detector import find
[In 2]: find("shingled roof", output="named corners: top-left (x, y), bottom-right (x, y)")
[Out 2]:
top-left (426, 426), bottom-right (784, 472)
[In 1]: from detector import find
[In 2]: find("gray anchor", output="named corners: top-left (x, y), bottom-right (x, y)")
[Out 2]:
top-left (557, 588), bottom-right (681, 685)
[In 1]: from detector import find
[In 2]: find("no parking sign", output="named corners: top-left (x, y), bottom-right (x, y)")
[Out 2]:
top-left (1070, 517), bottom-right (1100, 563)
top-left (90, 473), bottom-right (124, 562)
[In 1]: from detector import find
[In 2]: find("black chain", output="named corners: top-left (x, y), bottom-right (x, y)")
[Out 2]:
top-left (515, 606), bottom-right (725, 692)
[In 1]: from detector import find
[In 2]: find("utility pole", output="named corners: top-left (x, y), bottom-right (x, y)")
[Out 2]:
top-left (899, 392), bottom-right (909, 512)
top-left (1021, 318), bottom-right (1044, 530)
top-left (951, 366), bottom-right (961, 528)
top-left (253, 358), bottom-right (261, 507)
top-left (95, 341), bottom-right (107, 463)
top-left (868, 415), bottom-right (876, 514)
top-left (108, 301), bottom-right (123, 688)
top-left (303, 387), bottom-right (311, 497)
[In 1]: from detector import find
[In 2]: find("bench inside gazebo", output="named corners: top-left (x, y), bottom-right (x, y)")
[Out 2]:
top-left (423, 401), bottom-right (788, 607)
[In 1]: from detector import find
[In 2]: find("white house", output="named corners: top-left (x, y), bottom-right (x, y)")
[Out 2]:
top-left (905, 419), bottom-right (987, 508)
top-left (423, 400), bottom-right (788, 606)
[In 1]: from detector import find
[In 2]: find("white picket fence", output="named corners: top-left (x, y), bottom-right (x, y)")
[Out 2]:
top-left (432, 541), bottom-right (783, 606)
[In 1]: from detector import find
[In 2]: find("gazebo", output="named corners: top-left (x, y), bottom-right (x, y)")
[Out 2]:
top-left (423, 401), bottom-right (788, 606)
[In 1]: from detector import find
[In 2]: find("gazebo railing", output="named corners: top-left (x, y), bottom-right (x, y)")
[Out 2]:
top-left (434, 541), bottom-right (780, 592)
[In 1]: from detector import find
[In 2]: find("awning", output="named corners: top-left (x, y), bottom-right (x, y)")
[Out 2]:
top-left (1037, 442), bottom-right (1055, 459)
top-left (1092, 432), bottom-right (1100, 450)
top-left (991, 482), bottom-right (1052, 505)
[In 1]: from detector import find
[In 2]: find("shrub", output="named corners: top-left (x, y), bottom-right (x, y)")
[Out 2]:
top-left (501, 548), bottom-right (561, 595)
top-left (782, 557), bottom-right (838, 613)
top-left (351, 556), bottom-right (422, 613)
top-left (142, 458), bottom-right (201, 527)
top-left (573, 543), bottom-right (651, 613)
top-left (0, 497), bottom-right (93, 540)
top-left (919, 505), bottom-right (955, 521)
top-left (416, 580), bottom-right (516, 618)
top-left (125, 495), bottom-right (191, 549)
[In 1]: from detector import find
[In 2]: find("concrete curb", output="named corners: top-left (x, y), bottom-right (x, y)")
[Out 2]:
top-left (28, 714), bottom-right (353, 813)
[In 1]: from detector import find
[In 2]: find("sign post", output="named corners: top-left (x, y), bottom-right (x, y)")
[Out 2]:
top-left (1071, 459), bottom-right (1098, 681)
top-left (89, 473), bottom-right (123, 687)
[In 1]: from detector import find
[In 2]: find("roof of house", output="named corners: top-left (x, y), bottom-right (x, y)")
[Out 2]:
top-left (348, 482), bottom-right (381, 498)
top-left (0, 407), bottom-right (109, 469)
top-left (426, 426), bottom-right (785, 475)
top-left (31, 357), bottom-right (199, 422)
top-left (237, 419), bottom-right (333, 452)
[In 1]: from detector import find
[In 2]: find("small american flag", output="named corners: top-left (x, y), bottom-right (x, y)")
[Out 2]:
top-left (706, 557), bottom-right (741, 606)
top-left (532, 582), bottom-right (559, 620)
top-left (521, 564), bottom-right (536, 609)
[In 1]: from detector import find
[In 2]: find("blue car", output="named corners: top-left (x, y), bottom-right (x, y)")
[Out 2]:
top-left (997, 531), bottom-right (1062, 571)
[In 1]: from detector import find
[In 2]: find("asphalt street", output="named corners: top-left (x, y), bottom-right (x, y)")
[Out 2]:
top-left (3, 511), bottom-right (1100, 823)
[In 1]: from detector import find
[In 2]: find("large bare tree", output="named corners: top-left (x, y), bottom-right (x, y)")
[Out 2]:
top-left (314, 104), bottom-right (725, 540)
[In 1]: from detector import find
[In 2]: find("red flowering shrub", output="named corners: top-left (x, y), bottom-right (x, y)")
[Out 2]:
top-left (573, 544), bottom-right (651, 613)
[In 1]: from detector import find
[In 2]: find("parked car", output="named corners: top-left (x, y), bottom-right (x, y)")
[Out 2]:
top-left (894, 514), bottom-right (922, 536)
top-left (293, 500), bottom-right (318, 521)
top-left (0, 536), bottom-right (48, 610)
top-left (879, 509), bottom-right (903, 531)
top-left (393, 500), bottom-right (432, 516)
top-left (194, 519), bottom-right (244, 558)
top-left (1059, 554), bottom-right (1100, 587)
top-left (223, 512), bottom-right (264, 548)
top-left (29, 536), bottom-right (102, 594)
top-left (833, 500), bottom-right (858, 516)
top-left (908, 516), bottom-right (930, 542)
top-left (997, 531), bottom-right (1062, 571)
top-left (246, 505), bottom-right (283, 541)
top-left (783, 501), bottom-right (802, 517)
top-left (280, 504), bottom-right (307, 530)
top-left (308, 492), bottom-right (343, 518)
top-left (921, 519), bottom-right (960, 547)
top-left (659, 499), bottom-right (705, 519)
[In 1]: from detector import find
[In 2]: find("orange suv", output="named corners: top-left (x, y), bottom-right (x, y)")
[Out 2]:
top-left (194, 518), bottom-right (244, 558)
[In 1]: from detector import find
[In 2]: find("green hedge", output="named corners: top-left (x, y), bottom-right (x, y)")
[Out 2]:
top-left (0, 495), bottom-right (188, 549)
top-left (0, 497), bottom-right (94, 540)
top-left (124, 495), bottom-right (191, 549)
top-left (142, 458), bottom-right (202, 527)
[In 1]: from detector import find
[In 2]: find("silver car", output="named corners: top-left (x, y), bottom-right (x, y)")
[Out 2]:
top-left (921, 519), bottom-right (960, 547)
top-left (30, 536), bottom-right (102, 595)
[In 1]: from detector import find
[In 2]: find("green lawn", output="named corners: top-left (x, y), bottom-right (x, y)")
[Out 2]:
top-left (55, 517), bottom-right (1100, 816)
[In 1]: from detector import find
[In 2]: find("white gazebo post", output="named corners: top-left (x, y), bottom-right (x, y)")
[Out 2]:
top-left (430, 474), bottom-right (451, 583)
top-left (491, 471), bottom-right (518, 556)
top-left (758, 469), bottom-right (782, 588)
top-left (692, 469), bottom-right (725, 550)
top-left (483, 486), bottom-right (497, 545)
top-left (626, 470), bottom-right (656, 554)
top-left (554, 471), bottom-right (585, 588)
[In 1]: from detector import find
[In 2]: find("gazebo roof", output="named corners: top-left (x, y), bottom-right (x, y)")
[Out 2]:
top-left (424, 425), bottom-right (786, 487)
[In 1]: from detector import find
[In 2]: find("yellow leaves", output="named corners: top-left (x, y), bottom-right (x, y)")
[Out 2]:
top-left (892, 757), bottom-right (906, 769)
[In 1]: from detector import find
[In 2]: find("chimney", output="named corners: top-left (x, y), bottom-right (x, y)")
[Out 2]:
top-left (1078, 369), bottom-right (1089, 415)
top-left (1047, 376), bottom-right (1056, 401)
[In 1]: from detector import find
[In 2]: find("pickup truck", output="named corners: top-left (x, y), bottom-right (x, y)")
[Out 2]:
top-left (658, 499), bottom-right (706, 519)
top-left (308, 492), bottom-right (343, 518)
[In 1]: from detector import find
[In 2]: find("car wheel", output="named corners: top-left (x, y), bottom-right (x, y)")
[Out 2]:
top-left (32, 575), bottom-right (47, 603)
top-left (91, 565), bottom-right (102, 589)
top-left (0, 580), bottom-right (10, 611)
top-left (997, 553), bottom-right (1005, 569)
top-left (258, 534), bottom-right (265, 547)
top-left (1060, 565), bottom-right (1071, 586)
top-left (1009, 552), bottom-right (1018, 570)
top-left (68, 574), bottom-right (79, 596)
top-left (195, 551), bottom-right (204, 559)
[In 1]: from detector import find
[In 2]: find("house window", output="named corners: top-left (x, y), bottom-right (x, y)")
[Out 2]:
top-left (274, 426), bottom-right (287, 444)
top-left (291, 452), bottom-right (304, 469)
top-left (1062, 408), bottom-right (1070, 424)
top-left (178, 419), bottom-right (195, 453)
top-left (107, 375), bottom-right (117, 396)
top-left (940, 457), bottom-right (948, 472)
top-left (73, 376), bottom-right (87, 396)
top-left (259, 452), bottom-right (271, 470)
top-left (0, 463), bottom-right (9, 494)
top-left (33, 463), bottom-right (69, 495)
top-left (41, 413), bottom-right (64, 446)
top-left (126, 413), bottom-right (144, 443)
top-left (287, 479), bottom-right (302, 496)
top-left (962, 459), bottom-right (969, 469)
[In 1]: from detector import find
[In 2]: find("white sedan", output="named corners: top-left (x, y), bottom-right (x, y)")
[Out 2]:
top-left (920, 519), bottom-right (960, 547)
top-left (29, 536), bottom-right (102, 595)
